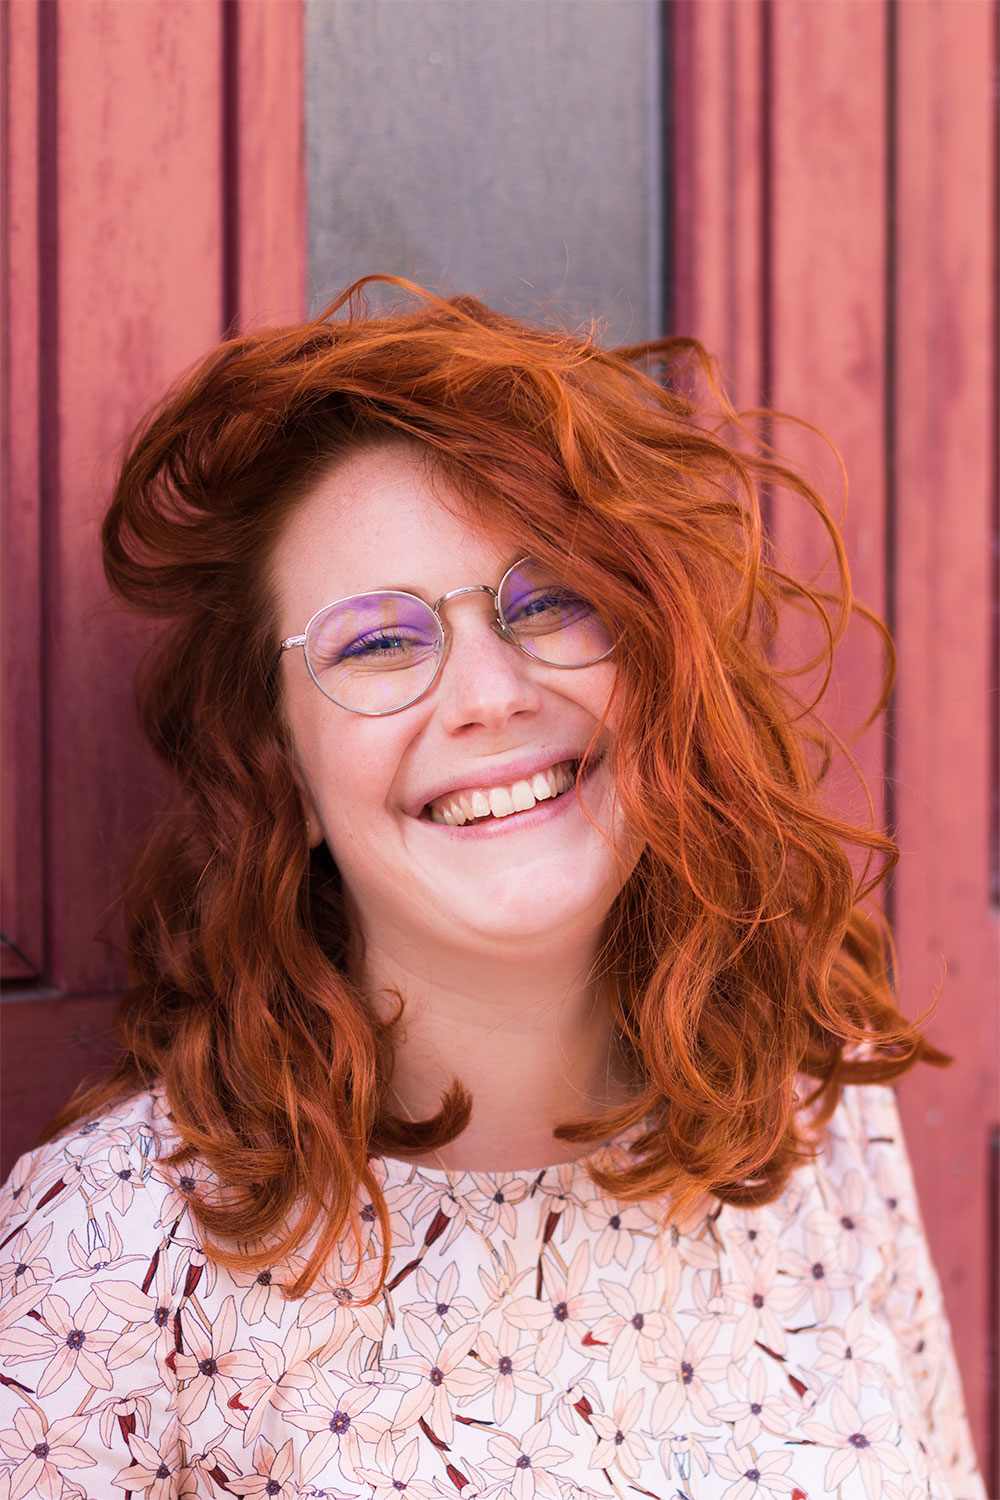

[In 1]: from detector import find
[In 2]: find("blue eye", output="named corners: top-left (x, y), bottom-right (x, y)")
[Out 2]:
top-left (517, 591), bottom-right (562, 618)
top-left (506, 587), bottom-right (590, 630)
top-left (325, 629), bottom-right (442, 678)
top-left (338, 631), bottom-right (427, 665)
top-left (340, 632), bottom-right (407, 659)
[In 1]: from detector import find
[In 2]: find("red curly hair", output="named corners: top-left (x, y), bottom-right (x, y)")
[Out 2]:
top-left (46, 277), bottom-right (945, 1295)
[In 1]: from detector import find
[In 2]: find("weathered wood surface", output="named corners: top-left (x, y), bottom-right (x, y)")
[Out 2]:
top-left (1, 0), bottom-right (304, 1145)
top-left (890, 0), bottom-right (998, 1475)
top-left (673, 0), bottom-right (998, 1471)
top-left (2, 0), bottom-right (994, 1474)
top-left (2, 0), bottom-right (44, 983)
top-left (47, 0), bottom-right (226, 993)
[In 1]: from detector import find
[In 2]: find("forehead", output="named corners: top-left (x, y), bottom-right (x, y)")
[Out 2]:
top-left (269, 442), bottom-right (514, 625)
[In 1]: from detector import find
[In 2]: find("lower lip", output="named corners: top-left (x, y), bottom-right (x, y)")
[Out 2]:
top-left (416, 759), bottom-right (604, 840)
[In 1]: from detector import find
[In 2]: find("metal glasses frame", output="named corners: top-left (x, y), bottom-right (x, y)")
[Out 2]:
top-left (277, 557), bottom-right (615, 716)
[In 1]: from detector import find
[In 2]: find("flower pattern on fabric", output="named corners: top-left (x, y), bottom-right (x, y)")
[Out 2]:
top-left (0, 1083), bottom-right (986, 1499)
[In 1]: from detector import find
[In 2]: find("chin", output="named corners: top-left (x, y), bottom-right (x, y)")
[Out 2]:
top-left (444, 867), bottom-right (623, 954)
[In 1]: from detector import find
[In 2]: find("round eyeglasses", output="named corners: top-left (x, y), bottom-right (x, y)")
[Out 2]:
top-left (278, 556), bottom-right (615, 715)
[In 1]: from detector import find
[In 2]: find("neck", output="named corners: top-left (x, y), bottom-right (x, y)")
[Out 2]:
top-left (361, 935), bottom-right (633, 1171)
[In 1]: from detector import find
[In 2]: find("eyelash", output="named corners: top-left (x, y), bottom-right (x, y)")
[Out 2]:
top-left (336, 630), bottom-right (430, 663)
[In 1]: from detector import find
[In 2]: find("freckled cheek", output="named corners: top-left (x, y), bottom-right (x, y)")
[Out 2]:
top-left (584, 662), bottom-right (619, 734)
top-left (296, 719), bottom-right (410, 829)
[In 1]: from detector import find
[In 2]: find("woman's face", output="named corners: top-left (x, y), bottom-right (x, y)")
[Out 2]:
top-left (271, 443), bottom-right (634, 970)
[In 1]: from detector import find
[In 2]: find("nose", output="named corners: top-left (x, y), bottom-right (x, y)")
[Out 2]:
top-left (434, 592), bottom-right (542, 733)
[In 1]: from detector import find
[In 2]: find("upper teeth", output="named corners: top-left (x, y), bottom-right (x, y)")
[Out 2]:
top-left (427, 760), bottom-right (576, 825)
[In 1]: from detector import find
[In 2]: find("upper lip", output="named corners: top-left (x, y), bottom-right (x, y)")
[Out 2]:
top-left (407, 749), bottom-right (598, 818)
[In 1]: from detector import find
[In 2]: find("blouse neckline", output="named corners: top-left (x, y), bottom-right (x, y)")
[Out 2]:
top-left (375, 1119), bottom-right (648, 1186)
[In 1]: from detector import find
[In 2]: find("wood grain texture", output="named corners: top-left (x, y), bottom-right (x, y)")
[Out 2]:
top-left (1, 0), bottom-right (44, 980)
top-left (670, 0), bottom-right (997, 1468)
top-left (0, 994), bottom-right (120, 1172)
top-left (890, 0), bottom-right (998, 1461)
top-left (2, 0), bottom-right (305, 1153)
top-left (767, 0), bottom-right (890, 841)
top-left (46, 0), bottom-right (225, 993)
top-left (235, 0), bottom-right (306, 329)
top-left (671, 0), bottom-right (765, 409)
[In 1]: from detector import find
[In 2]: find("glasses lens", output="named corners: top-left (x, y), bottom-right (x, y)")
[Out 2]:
top-left (499, 559), bottom-right (614, 666)
top-left (305, 593), bottom-right (442, 713)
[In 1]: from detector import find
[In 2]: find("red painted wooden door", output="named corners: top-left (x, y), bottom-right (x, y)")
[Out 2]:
top-left (3, 0), bottom-right (995, 1480)
top-left (1, 0), bottom-right (304, 1153)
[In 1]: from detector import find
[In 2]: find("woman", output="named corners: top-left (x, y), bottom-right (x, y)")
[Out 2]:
top-left (0, 280), bottom-right (985, 1499)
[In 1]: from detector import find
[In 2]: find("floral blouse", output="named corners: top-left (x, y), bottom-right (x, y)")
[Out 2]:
top-left (0, 1082), bottom-right (985, 1500)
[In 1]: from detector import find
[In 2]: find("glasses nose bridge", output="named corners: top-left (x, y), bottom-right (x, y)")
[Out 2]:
top-left (432, 581), bottom-right (498, 613)
top-left (431, 582), bottom-right (504, 636)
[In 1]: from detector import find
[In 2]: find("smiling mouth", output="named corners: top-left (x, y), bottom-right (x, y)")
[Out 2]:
top-left (422, 758), bottom-right (585, 827)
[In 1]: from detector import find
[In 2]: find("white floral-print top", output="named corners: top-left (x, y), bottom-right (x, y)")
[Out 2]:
top-left (0, 1082), bottom-right (985, 1500)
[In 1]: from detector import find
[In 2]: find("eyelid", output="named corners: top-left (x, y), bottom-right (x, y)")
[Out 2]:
top-left (302, 587), bottom-right (434, 633)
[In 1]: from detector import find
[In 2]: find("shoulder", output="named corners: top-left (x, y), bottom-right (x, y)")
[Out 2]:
top-left (763, 1080), bottom-right (940, 1342)
top-left (0, 1090), bottom-right (217, 1487)
top-left (824, 1077), bottom-right (907, 1150)
top-left (0, 1083), bottom-right (188, 1242)
top-left (803, 1078), bottom-right (910, 1185)
top-left (817, 1080), bottom-right (930, 1244)
top-left (0, 1083), bottom-right (211, 1328)
top-left (784, 1081), bottom-right (916, 1246)
top-left (721, 1082), bottom-right (918, 1290)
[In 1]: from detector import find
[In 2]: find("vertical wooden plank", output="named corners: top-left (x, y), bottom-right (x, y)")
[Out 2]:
top-left (670, 0), bottom-right (764, 409)
top-left (767, 0), bottom-right (889, 840)
top-left (892, 0), bottom-right (997, 1464)
top-left (725, 0), bottom-right (765, 412)
top-left (0, 993), bottom-right (119, 1168)
top-left (47, 0), bottom-right (225, 991)
top-left (1, 0), bottom-right (44, 979)
top-left (236, 0), bottom-right (306, 327)
top-left (1, 0), bottom-right (306, 1177)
